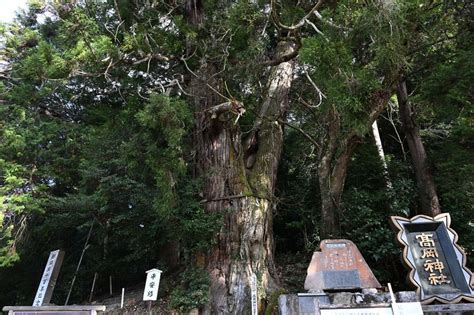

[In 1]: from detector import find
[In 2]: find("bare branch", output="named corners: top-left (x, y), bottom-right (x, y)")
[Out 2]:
top-left (305, 18), bottom-right (329, 41)
top-left (204, 100), bottom-right (246, 119)
top-left (181, 56), bottom-right (231, 101)
top-left (304, 69), bottom-right (326, 107)
top-left (271, 0), bottom-right (325, 30)
top-left (314, 11), bottom-right (352, 31)
top-left (278, 118), bottom-right (320, 149)
top-left (133, 52), bottom-right (171, 65)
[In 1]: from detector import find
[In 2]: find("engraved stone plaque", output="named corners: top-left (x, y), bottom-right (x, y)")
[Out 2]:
top-left (323, 270), bottom-right (361, 289)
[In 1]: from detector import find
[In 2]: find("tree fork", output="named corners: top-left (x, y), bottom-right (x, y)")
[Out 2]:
top-left (189, 40), bottom-right (295, 313)
top-left (397, 79), bottom-right (441, 216)
top-left (318, 89), bottom-right (390, 239)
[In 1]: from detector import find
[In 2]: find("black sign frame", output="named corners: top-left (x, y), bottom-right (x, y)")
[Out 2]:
top-left (391, 213), bottom-right (474, 304)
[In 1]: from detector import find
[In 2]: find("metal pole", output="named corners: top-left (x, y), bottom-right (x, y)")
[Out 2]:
top-left (65, 220), bottom-right (95, 305)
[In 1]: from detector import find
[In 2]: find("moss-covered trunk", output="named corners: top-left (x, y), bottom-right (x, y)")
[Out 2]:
top-left (190, 41), bottom-right (295, 313)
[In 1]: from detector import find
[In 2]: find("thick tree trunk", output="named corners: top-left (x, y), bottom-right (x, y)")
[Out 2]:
top-left (190, 41), bottom-right (295, 314)
top-left (397, 80), bottom-right (441, 216)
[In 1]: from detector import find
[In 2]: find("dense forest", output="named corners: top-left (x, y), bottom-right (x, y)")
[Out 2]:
top-left (0, 0), bottom-right (473, 313)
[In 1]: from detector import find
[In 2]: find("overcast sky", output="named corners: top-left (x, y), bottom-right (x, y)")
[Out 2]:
top-left (0, 0), bottom-right (28, 23)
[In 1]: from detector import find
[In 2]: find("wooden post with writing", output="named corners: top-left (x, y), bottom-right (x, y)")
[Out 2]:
top-left (251, 273), bottom-right (258, 315)
top-left (143, 268), bottom-right (162, 314)
top-left (32, 249), bottom-right (65, 306)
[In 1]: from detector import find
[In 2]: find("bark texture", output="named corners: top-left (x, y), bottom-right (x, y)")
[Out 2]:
top-left (190, 41), bottom-right (295, 314)
top-left (318, 91), bottom-right (390, 239)
top-left (317, 108), bottom-right (359, 238)
top-left (397, 80), bottom-right (441, 216)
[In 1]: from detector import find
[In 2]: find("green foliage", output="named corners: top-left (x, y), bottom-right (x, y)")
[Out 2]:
top-left (225, 2), bottom-right (265, 58)
top-left (18, 40), bottom-right (69, 79)
top-left (274, 129), bottom-right (321, 254)
top-left (429, 138), bottom-right (474, 268)
top-left (1, 0), bottom-right (473, 309)
top-left (169, 267), bottom-right (210, 313)
top-left (176, 180), bottom-right (222, 254)
top-left (0, 0), bottom-right (205, 306)
top-left (265, 288), bottom-right (285, 315)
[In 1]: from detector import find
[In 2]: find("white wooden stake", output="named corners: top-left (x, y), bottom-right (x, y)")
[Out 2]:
top-left (388, 283), bottom-right (399, 315)
top-left (251, 273), bottom-right (258, 315)
top-left (121, 288), bottom-right (125, 309)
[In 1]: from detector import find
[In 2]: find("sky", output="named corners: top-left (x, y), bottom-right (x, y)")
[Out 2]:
top-left (0, 0), bottom-right (28, 23)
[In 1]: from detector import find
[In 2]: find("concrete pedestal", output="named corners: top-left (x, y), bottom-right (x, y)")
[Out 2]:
top-left (2, 305), bottom-right (106, 315)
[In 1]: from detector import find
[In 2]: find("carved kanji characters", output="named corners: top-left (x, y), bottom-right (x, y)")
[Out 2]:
top-left (416, 233), bottom-right (435, 247)
top-left (424, 259), bottom-right (445, 273)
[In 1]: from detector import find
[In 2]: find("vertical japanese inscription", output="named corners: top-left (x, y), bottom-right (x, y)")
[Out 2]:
top-left (143, 268), bottom-right (162, 301)
top-left (33, 249), bottom-right (64, 306)
top-left (391, 213), bottom-right (474, 304)
top-left (415, 233), bottom-right (451, 286)
top-left (304, 239), bottom-right (381, 291)
top-left (251, 273), bottom-right (258, 315)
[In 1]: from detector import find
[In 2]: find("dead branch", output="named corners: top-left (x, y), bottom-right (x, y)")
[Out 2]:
top-left (305, 18), bottom-right (329, 41)
top-left (181, 55), bottom-right (231, 101)
top-left (133, 52), bottom-right (171, 65)
top-left (277, 118), bottom-right (320, 149)
top-left (204, 100), bottom-right (245, 119)
top-left (304, 68), bottom-right (326, 107)
top-left (314, 11), bottom-right (352, 31)
top-left (271, 0), bottom-right (325, 31)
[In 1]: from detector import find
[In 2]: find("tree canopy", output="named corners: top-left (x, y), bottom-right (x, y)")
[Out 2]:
top-left (0, 0), bottom-right (473, 313)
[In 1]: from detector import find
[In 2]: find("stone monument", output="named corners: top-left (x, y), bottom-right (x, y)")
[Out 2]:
top-left (294, 239), bottom-right (385, 314)
top-left (279, 224), bottom-right (474, 314)
top-left (304, 239), bottom-right (381, 292)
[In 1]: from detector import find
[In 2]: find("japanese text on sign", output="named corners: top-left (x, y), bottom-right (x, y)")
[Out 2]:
top-left (415, 233), bottom-right (450, 286)
top-left (251, 273), bottom-right (257, 315)
top-left (143, 268), bottom-right (162, 301)
top-left (33, 250), bottom-right (62, 307)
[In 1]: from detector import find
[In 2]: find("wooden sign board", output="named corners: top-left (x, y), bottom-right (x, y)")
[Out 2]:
top-left (33, 250), bottom-right (65, 306)
top-left (250, 273), bottom-right (258, 315)
top-left (391, 213), bottom-right (474, 304)
top-left (143, 268), bottom-right (162, 301)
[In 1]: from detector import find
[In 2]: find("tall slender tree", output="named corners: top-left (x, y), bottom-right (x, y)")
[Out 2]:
top-left (397, 80), bottom-right (441, 216)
